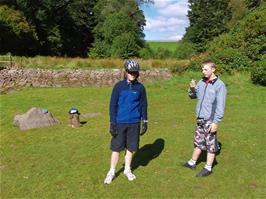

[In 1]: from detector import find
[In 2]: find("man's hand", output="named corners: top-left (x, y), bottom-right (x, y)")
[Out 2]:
top-left (109, 123), bottom-right (118, 137)
top-left (208, 123), bottom-right (218, 133)
top-left (190, 79), bottom-right (197, 91)
top-left (140, 121), bottom-right (148, 136)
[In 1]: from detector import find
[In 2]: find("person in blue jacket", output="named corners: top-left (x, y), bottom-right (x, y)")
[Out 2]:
top-left (182, 60), bottom-right (227, 177)
top-left (104, 60), bottom-right (148, 184)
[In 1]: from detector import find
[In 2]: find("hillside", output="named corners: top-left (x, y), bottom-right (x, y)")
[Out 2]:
top-left (146, 41), bottom-right (179, 52)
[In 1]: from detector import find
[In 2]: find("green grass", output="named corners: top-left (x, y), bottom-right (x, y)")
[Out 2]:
top-left (147, 41), bottom-right (179, 52)
top-left (1, 72), bottom-right (266, 198)
top-left (5, 56), bottom-right (189, 71)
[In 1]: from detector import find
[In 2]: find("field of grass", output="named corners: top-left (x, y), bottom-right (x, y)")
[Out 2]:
top-left (147, 41), bottom-right (179, 52)
top-left (6, 56), bottom-right (189, 71)
top-left (1, 72), bottom-right (265, 198)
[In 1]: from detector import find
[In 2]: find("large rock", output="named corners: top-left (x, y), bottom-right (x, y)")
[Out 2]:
top-left (13, 107), bottom-right (60, 130)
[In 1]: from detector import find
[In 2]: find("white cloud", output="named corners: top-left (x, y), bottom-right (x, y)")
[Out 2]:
top-left (145, 16), bottom-right (188, 32)
top-left (153, 0), bottom-right (170, 8)
top-left (153, 0), bottom-right (188, 17)
top-left (143, 0), bottom-right (189, 41)
top-left (168, 35), bottom-right (183, 41)
top-left (158, 2), bottom-right (188, 18)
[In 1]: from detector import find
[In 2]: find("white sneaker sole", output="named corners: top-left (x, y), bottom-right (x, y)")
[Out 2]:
top-left (104, 175), bottom-right (115, 184)
top-left (124, 173), bottom-right (136, 181)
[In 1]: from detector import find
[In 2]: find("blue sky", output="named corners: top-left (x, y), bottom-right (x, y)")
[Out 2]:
top-left (140, 0), bottom-right (189, 41)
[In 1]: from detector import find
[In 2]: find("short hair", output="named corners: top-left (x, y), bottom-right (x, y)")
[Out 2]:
top-left (202, 60), bottom-right (216, 68)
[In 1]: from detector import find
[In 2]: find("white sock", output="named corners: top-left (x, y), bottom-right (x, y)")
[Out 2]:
top-left (124, 165), bottom-right (131, 172)
top-left (188, 159), bottom-right (196, 166)
top-left (109, 168), bottom-right (115, 175)
top-left (204, 164), bottom-right (212, 171)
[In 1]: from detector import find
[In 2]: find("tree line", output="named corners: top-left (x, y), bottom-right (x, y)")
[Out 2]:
top-left (0, 0), bottom-right (152, 57)
top-left (0, 0), bottom-right (263, 59)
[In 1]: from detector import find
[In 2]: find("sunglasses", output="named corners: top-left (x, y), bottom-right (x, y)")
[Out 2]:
top-left (126, 70), bottom-right (139, 76)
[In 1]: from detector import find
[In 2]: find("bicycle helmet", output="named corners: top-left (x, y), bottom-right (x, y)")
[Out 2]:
top-left (124, 60), bottom-right (140, 72)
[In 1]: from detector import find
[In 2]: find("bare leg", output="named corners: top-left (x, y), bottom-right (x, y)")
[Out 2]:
top-left (125, 149), bottom-right (134, 170)
top-left (206, 152), bottom-right (215, 166)
top-left (192, 147), bottom-right (202, 161)
top-left (104, 151), bottom-right (120, 184)
top-left (110, 151), bottom-right (120, 169)
top-left (124, 149), bottom-right (136, 180)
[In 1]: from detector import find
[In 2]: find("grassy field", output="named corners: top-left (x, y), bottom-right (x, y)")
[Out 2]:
top-left (147, 41), bottom-right (179, 52)
top-left (1, 72), bottom-right (265, 198)
top-left (6, 56), bottom-right (189, 71)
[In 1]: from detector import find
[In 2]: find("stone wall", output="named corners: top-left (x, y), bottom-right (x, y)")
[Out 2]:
top-left (0, 68), bottom-right (172, 92)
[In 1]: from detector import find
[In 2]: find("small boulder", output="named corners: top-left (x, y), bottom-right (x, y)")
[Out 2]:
top-left (13, 107), bottom-right (60, 130)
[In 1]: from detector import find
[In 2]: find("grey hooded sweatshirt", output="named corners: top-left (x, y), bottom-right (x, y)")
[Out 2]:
top-left (188, 77), bottom-right (226, 124)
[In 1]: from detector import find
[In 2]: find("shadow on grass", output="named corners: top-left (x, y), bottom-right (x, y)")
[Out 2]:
top-left (132, 138), bottom-right (165, 171)
top-left (196, 142), bottom-right (222, 168)
top-left (116, 138), bottom-right (165, 177)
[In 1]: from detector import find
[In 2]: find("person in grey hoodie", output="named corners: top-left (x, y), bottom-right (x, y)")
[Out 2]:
top-left (182, 60), bottom-right (226, 177)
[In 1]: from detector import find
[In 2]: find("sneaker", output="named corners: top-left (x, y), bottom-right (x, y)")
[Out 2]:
top-left (196, 168), bottom-right (212, 177)
top-left (123, 170), bottom-right (136, 181)
top-left (104, 171), bottom-right (115, 184)
top-left (181, 162), bottom-right (196, 170)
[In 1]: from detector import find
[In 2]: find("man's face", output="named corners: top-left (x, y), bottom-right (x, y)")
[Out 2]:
top-left (127, 71), bottom-right (138, 81)
top-left (202, 64), bottom-right (215, 79)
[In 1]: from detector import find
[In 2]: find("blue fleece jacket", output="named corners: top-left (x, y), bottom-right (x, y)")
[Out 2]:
top-left (188, 77), bottom-right (226, 124)
top-left (110, 79), bottom-right (148, 124)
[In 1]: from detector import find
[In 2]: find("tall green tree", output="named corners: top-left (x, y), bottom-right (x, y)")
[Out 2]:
top-left (227, 0), bottom-right (247, 29)
top-left (184, 0), bottom-right (232, 52)
top-left (245, 0), bottom-right (263, 9)
top-left (90, 0), bottom-right (146, 58)
top-left (0, 0), bottom-right (96, 56)
top-left (0, 5), bottom-right (38, 55)
top-left (55, 0), bottom-right (96, 57)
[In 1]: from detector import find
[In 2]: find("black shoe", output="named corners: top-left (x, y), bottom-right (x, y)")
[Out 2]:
top-left (196, 168), bottom-right (212, 177)
top-left (181, 162), bottom-right (196, 170)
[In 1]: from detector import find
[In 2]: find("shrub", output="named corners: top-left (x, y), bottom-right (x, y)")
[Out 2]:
top-left (153, 47), bottom-right (172, 59)
top-left (232, 4), bottom-right (266, 61)
top-left (207, 33), bottom-right (235, 53)
top-left (110, 32), bottom-right (140, 58)
top-left (251, 60), bottom-right (266, 86)
top-left (207, 4), bottom-right (266, 62)
top-left (186, 53), bottom-right (209, 71)
top-left (170, 61), bottom-right (189, 74)
top-left (139, 45), bottom-right (153, 60)
top-left (89, 41), bottom-right (111, 58)
top-left (174, 41), bottom-right (197, 59)
top-left (209, 48), bottom-right (251, 73)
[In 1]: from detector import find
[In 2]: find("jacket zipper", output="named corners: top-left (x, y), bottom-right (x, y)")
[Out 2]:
top-left (129, 82), bottom-right (132, 90)
top-left (198, 83), bottom-right (208, 118)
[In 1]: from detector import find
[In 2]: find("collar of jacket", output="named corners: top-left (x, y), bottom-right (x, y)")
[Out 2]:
top-left (125, 79), bottom-right (138, 85)
top-left (202, 76), bottom-right (218, 85)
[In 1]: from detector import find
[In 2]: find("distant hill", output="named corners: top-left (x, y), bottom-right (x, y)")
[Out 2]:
top-left (146, 41), bottom-right (179, 52)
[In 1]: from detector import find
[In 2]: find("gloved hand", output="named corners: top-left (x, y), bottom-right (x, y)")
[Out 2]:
top-left (140, 121), bottom-right (148, 136)
top-left (109, 123), bottom-right (118, 137)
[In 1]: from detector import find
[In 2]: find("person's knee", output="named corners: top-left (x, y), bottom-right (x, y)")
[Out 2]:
top-left (207, 146), bottom-right (218, 153)
top-left (126, 149), bottom-right (135, 154)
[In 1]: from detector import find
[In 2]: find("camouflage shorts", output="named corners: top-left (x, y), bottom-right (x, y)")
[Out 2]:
top-left (194, 119), bottom-right (219, 153)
